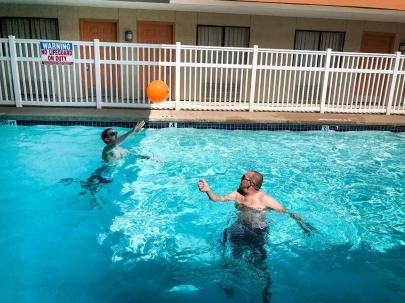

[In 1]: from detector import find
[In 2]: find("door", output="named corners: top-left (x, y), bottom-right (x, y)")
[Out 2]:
top-left (356, 32), bottom-right (395, 103)
top-left (360, 32), bottom-right (395, 54)
top-left (137, 21), bottom-right (174, 98)
top-left (80, 20), bottom-right (118, 97)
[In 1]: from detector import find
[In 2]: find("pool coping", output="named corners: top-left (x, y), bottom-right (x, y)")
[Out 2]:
top-left (1, 106), bottom-right (405, 131)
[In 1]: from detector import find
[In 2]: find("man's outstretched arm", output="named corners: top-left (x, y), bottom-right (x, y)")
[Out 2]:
top-left (262, 193), bottom-right (287, 212)
top-left (198, 179), bottom-right (236, 202)
top-left (102, 120), bottom-right (145, 158)
top-left (262, 194), bottom-right (316, 235)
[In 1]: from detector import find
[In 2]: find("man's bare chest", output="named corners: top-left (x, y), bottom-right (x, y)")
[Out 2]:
top-left (235, 195), bottom-right (265, 210)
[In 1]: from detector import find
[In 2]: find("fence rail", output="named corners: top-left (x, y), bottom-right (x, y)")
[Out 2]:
top-left (1, 36), bottom-right (404, 115)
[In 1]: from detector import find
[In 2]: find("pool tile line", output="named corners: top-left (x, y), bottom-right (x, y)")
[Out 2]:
top-left (3, 119), bottom-right (405, 132)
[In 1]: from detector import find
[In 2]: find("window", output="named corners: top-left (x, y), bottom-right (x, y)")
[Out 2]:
top-left (294, 30), bottom-right (345, 67)
top-left (197, 25), bottom-right (250, 64)
top-left (1, 18), bottom-right (59, 40)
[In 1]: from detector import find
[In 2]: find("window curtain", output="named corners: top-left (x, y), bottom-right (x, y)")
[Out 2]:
top-left (197, 26), bottom-right (249, 63)
top-left (197, 26), bottom-right (223, 47)
top-left (294, 30), bottom-right (344, 51)
top-left (320, 32), bottom-right (345, 67)
top-left (294, 31), bottom-right (320, 66)
top-left (30, 19), bottom-right (59, 40)
top-left (294, 31), bottom-right (320, 51)
top-left (1, 18), bottom-right (30, 39)
top-left (1, 18), bottom-right (59, 40)
top-left (224, 27), bottom-right (249, 64)
top-left (197, 26), bottom-right (222, 63)
top-left (294, 30), bottom-right (344, 66)
top-left (319, 32), bottom-right (344, 51)
top-left (224, 27), bottom-right (249, 48)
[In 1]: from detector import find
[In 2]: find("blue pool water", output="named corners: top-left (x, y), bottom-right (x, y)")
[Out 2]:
top-left (0, 125), bottom-right (404, 303)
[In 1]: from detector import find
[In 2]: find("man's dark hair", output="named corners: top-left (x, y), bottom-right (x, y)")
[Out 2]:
top-left (101, 128), bottom-right (113, 144)
top-left (251, 170), bottom-right (263, 189)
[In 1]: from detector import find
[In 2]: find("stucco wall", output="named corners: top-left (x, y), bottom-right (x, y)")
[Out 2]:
top-left (175, 11), bottom-right (197, 45)
top-left (1, 3), bottom-right (405, 53)
top-left (235, 0), bottom-right (405, 11)
top-left (250, 16), bottom-right (296, 49)
top-left (343, 20), bottom-right (364, 52)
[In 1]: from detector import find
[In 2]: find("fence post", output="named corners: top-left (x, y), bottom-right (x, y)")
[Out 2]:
top-left (175, 42), bottom-right (181, 110)
top-left (8, 36), bottom-right (22, 107)
top-left (93, 39), bottom-right (102, 109)
top-left (385, 51), bottom-right (401, 115)
top-left (320, 48), bottom-right (332, 113)
top-left (249, 45), bottom-right (259, 112)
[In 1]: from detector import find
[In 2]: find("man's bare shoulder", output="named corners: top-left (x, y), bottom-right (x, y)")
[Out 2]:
top-left (258, 191), bottom-right (286, 212)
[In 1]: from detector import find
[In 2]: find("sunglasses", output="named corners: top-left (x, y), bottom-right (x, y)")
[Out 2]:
top-left (106, 131), bottom-right (118, 138)
top-left (241, 174), bottom-right (257, 187)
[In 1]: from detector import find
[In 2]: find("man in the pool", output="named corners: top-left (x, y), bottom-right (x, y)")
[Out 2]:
top-left (101, 120), bottom-right (145, 162)
top-left (198, 170), bottom-right (311, 303)
top-left (88, 120), bottom-right (146, 184)
top-left (198, 171), bottom-right (313, 258)
top-left (198, 170), bottom-right (302, 223)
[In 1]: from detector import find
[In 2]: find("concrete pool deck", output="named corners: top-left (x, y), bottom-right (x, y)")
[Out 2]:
top-left (1, 106), bottom-right (405, 125)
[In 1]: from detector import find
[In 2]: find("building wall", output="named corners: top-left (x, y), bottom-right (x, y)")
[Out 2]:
top-left (1, 3), bottom-right (405, 53)
top-left (234, 0), bottom-right (405, 11)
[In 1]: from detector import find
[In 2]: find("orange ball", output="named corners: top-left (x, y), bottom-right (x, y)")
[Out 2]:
top-left (146, 80), bottom-right (169, 103)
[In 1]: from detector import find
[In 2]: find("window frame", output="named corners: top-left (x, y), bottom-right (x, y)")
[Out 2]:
top-left (196, 24), bottom-right (250, 48)
top-left (293, 30), bottom-right (345, 68)
top-left (293, 30), bottom-right (345, 52)
top-left (0, 17), bottom-right (60, 40)
top-left (196, 24), bottom-right (250, 64)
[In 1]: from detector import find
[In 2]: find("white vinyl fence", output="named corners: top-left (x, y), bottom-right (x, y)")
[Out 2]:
top-left (0, 36), bottom-right (404, 115)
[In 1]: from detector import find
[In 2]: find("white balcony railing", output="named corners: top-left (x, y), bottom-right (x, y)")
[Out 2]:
top-left (1, 36), bottom-right (404, 115)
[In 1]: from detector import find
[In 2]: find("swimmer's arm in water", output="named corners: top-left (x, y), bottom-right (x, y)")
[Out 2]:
top-left (262, 196), bottom-right (305, 226)
top-left (102, 120), bottom-right (145, 159)
top-left (129, 152), bottom-right (166, 163)
top-left (290, 212), bottom-right (317, 236)
top-left (280, 210), bottom-right (317, 236)
top-left (289, 212), bottom-right (302, 221)
top-left (261, 193), bottom-right (287, 212)
top-left (197, 179), bottom-right (236, 202)
top-left (261, 194), bottom-right (305, 221)
top-left (261, 194), bottom-right (316, 234)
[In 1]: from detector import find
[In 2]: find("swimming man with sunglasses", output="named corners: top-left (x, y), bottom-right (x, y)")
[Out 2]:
top-left (101, 120), bottom-right (145, 162)
top-left (87, 120), bottom-right (145, 184)
top-left (199, 171), bottom-right (297, 302)
top-left (198, 171), bottom-right (295, 228)
top-left (198, 171), bottom-right (312, 256)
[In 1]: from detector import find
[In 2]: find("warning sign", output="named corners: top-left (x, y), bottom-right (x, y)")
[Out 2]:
top-left (40, 42), bottom-right (74, 66)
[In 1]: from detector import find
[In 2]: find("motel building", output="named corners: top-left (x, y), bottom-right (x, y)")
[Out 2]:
top-left (0, 0), bottom-right (405, 114)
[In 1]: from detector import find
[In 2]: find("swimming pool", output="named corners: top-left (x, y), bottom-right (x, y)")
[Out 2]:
top-left (0, 124), bottom-right (404, 303)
